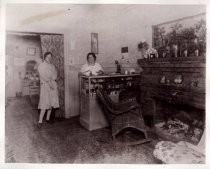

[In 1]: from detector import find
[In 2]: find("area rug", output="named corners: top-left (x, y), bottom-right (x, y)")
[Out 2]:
top-left (5, 97), bottom-right (160, 163)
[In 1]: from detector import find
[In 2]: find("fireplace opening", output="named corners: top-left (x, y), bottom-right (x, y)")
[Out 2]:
top-left (154, 100), bottom-right (205, 144)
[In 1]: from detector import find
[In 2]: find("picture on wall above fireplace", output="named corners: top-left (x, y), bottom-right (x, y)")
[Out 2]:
top-left (152, 13), bottom-right (206, 58)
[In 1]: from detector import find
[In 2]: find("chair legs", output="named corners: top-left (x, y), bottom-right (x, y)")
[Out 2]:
top-left (111, 120), bottom-right (151, 145)
top-left (112, 128), bottom-right (151, 145)
top-left (97, 89), bottom-right (150, 145)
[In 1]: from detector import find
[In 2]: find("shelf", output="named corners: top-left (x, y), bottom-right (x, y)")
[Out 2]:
top-left (80, 73), bottom-right (141, 79)
top-left (137, 56), bottom-right (205, 64)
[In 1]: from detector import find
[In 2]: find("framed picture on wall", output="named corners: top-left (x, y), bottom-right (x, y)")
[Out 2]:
top-left (91, 33), bottom-right (98, 54)
top-left (152, 13), bottom-right (206, 58)
top-left (27, 47), bottom-right (36, 56)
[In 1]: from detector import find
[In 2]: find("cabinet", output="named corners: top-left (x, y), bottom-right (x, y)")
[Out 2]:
top-left (22, 79), bottom-right (39, 95)
top-left (138, 57), bottom-right (205, 110)
top-left (22, 79), bottom-right (40, 108)
top-left (79, 74), bottom-right (141, 131)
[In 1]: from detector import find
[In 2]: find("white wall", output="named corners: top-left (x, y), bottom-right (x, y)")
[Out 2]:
top-left (92, 5), bottom-right (206, 66)
top-left (5, 4), bottom-right (206, 117)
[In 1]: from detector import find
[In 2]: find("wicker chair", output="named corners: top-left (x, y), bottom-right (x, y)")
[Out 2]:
top-left (96, 88), bottom-right (150, 145)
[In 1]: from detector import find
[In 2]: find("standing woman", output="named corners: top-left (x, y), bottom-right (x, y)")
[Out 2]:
top-left (37, 52), bottom-right (59, 127)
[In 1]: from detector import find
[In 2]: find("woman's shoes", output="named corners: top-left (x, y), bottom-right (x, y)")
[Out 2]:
top-left (46, 120), bottom-right (54, 124)
top-left (37, 123), bottom-right (42, 129)
top-left (36, 120), bottom-right (53, 129)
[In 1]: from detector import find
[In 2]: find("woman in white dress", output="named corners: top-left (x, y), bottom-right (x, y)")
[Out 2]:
top-left (37, 52), bottom-right (59, 127)
top-left (80, 52), bottom-right (104, 76)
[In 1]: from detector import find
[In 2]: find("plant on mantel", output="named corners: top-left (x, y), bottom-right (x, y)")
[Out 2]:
top-left (154, 19), bottom-right (206, 58)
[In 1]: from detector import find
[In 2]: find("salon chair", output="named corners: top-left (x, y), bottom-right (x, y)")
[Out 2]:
top-left (96, 88), bottom-right (150, 145)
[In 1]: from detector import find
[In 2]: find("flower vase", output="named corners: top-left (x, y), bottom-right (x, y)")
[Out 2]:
top-left (195, 49), bottom-right (199, 57)
top-left (162, 52), bottom-right (166, 58)
top-left (183, 50), bottom-right (188, 57)
top-left (172, 44), bottom-right (178, 57)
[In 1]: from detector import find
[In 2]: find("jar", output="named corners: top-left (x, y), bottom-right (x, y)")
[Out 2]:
top-left (183, 49), bottom-right (188, 57)
top-left (195, 49), bottom-right (199, 57)
top-left (172, 44), bottom-right (178, 57)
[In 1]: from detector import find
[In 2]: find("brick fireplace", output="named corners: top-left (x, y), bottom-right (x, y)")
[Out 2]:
top-left (138, 57), bottom-right (205, 144)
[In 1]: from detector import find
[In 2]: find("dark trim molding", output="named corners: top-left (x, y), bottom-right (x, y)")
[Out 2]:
top-left (6, 30), bottom-right (63, 36)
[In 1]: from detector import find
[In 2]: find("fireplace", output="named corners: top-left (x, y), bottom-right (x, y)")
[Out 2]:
top-left (137, 51), bottom-right (206, 146)
top-left (153, 95), bottom-right (205, 145)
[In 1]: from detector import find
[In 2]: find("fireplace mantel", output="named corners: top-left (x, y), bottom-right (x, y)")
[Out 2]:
top-left (138, 56), bottom-right (205, 118)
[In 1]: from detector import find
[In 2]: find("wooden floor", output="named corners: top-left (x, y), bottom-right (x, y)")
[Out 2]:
top-left (5, 97), bottom-right (160, 163)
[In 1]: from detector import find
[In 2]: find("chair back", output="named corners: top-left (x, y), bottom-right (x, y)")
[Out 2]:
top-left (96, 88), bottom-right (118, 117)
top-left (96, 89), bottom-right (111, 108)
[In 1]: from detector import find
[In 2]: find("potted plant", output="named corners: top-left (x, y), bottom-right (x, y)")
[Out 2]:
top-left (166, 23), bottom-right (182, 57)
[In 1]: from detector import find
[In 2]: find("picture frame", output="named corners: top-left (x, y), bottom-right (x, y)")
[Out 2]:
top-left (91, 33), bottom-right (98, 54)
top-left (27, 47), bottom-right (36, 56)
top-left (152, 13), bottom-right (206, 58)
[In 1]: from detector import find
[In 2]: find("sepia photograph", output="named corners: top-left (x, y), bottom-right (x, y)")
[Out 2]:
top-left (1, 0), bottom-right (209, 167)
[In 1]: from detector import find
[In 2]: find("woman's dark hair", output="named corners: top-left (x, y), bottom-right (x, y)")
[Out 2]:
top-left (44, 51), bottom-right (53, 60)
top-left (87, 52), bottom-right (96, 61)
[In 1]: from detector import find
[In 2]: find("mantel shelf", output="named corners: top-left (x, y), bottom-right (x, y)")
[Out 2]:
top-left (137, 56), bottom-right (205, 65)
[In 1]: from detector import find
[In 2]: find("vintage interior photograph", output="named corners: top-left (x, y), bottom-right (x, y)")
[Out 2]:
top-left (4, 2), bottom-right (206, 164)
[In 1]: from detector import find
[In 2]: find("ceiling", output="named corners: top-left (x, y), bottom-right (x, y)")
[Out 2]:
top-left (5, 4), bottom-right (206, 33)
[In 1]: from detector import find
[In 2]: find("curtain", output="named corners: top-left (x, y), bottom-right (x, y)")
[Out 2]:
top-left (40, 34), bottom-right (65, 117)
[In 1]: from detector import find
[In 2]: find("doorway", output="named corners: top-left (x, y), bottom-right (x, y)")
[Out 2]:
top-left (5, 31), bottom-right (65, 117)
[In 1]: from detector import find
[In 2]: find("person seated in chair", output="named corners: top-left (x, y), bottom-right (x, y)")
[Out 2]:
top-left (80, 52), bottom-right (104, 76)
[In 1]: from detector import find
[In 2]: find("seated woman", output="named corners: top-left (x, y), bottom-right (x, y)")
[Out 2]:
top-left (80, 52), bottom-right (104, 76)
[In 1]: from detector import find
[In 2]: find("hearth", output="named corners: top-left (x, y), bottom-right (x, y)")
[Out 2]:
top-left (153, 99), bottom-right (205, 144)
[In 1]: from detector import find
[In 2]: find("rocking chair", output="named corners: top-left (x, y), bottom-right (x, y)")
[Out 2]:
top-left (96, 88), bottom-right (151, 145)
